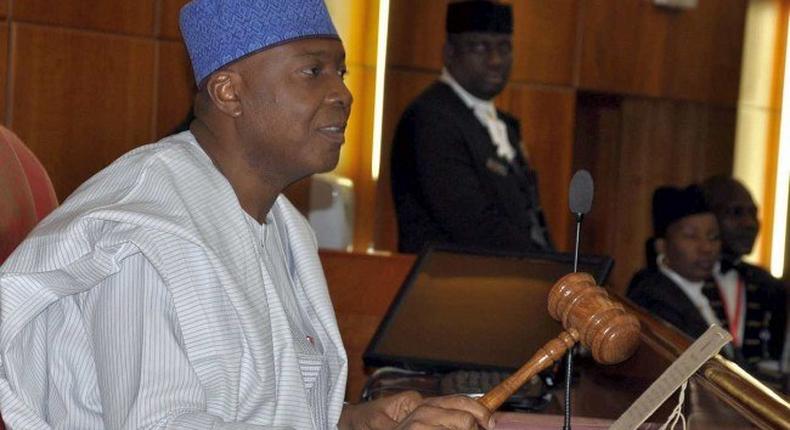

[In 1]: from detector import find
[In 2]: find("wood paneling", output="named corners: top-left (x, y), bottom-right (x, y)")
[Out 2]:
top-left (386, 0), bottom-right (448, 70)
top-left (13, 1), bottom-right (157, 36)
top-left (341, 65), bottom-right (377, 251)
top-left (156, 41), bottom-right (194, 138)
top-left (0, 22), bottom-right (7, 122)
top-left (498, 85), bottom-right (576, 250)
top-left (10, 24), bottom-right (156, 200)
top-left (375, 70), bottom-right (436, 251)
top-left (578, 0), bottom-right (746, 106)
top-left (320, 250), bottom-right (416, 401)
top-left (510, 0), bottom-right (578, 85)
top-left (574, 95), bottom-right (736, 293)
top-left (160, 0), bottom-right (190, 40)
top-left (0, 1), bottom-right (6, 18)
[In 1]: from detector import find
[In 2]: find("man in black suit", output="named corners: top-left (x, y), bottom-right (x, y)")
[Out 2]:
top-left (390, 0), bottom-right (552, 254)
top-left (701, 176), bottom-right (786, 370)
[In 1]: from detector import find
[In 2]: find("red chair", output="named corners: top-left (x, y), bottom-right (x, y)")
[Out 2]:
top-left (0, 125), bottom-right (58, 264)
top-left (0, 126), bottom-right (57, 428)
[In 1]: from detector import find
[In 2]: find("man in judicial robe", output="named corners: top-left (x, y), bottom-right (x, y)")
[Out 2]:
top-left (628, 184), bottom-right (784, 373)
top-left (701, 176), bottom-right (786, 370)
top-left (390, 0), bottom-right (553, 254)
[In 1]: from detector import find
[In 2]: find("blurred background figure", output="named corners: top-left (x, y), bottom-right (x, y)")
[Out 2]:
top-left (701, 175), bottom-right (786, 382)
top-left (627, 185), bottom-right (722, 343)
top-left (390, 0), bottom-right (552, 254)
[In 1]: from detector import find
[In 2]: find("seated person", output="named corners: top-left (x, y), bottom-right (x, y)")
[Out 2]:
top-left (628, 185), bottom-right (721, 341)
top-left (701, 175), bottom-right (786, 371)
top-left (0, 1), bottom-right (492, 429)
top-left (628, 185), bottom-right (782, 371)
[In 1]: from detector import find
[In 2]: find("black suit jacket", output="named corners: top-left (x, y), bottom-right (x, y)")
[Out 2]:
top-left (627, 269), bottom-right (711, 339)
top-left (734, 262), bottom-right (786, 363)
top-left (390, 81), bottom-right (551, 254)
top-left (627, 266), bottom-right (786, 366)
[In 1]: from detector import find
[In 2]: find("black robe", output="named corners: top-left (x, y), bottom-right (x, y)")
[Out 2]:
top-left (627, 267), bottom-right (786, 367)
top-left (390, 81), bottom-right (552, 254)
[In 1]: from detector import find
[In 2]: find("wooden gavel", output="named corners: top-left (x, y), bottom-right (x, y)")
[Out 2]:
top-left (478, 272), bottom-right (641, 411)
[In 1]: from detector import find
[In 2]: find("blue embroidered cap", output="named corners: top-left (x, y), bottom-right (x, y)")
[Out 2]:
top-left (179, 0), bottom-right (339, 86)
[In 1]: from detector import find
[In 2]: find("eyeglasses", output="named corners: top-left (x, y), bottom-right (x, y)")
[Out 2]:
top-left (721, 205), bottom-right (758, 218)
top-left (457, 40), bottom-right (513, 57)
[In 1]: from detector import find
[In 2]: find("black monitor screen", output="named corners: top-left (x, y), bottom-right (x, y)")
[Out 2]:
top-left (363, 246), bottom-right (613, 372)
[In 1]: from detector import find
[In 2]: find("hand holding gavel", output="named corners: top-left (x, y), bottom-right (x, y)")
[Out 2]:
top-left (478, 272), bottom-right (641, 411)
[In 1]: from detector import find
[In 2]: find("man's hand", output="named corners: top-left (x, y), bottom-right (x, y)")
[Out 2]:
top-left (339, 391), bottom-right (493, 430)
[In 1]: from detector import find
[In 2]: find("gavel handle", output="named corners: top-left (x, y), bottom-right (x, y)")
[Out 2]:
top-left (478, 329), bottom-right (579, 412)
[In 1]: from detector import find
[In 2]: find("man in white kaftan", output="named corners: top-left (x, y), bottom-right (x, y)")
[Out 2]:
top-left (0, 133), bottom-right (346, 429)
top-left (0, 0), bottom-right (493, 428)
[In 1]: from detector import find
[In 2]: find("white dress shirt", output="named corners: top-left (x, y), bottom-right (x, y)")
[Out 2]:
top-left (657, 257), bottom-right (721, 328)
top-left (440, 68), bottom-right (517, 161)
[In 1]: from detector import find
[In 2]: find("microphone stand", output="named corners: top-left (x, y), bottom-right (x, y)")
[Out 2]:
top-left (564, 212), bottom-right (584, 430)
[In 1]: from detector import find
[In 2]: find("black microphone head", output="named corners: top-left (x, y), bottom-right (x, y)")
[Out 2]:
top-left (569, 169), bottom-right (594, 215)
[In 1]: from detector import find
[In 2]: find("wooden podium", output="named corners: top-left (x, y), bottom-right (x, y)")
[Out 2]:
top-left (319, 250), bottom-right (790, 429)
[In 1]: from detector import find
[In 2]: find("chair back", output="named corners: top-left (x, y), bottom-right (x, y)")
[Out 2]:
top-left (0, 126), bottom-right (58, 264)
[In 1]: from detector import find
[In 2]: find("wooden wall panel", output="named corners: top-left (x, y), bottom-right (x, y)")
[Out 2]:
top-left (0, 1), bottom-right (6, 18)
top-left (344, 65), bottom-right (378, 250)
top-left (578, 0), bottom-right (746, 106)
top-left (386, 0), bottom-right (447, 70)
top-left (0, 23), bottom-right (6, 122)
top-left (10, 24), bottom-right (156, 200)
top-left (573, 94), bottom-right (623, 268)
top-left (374, 69), bottom-right (436, 251)
top-left (160, 0), bottom-right (190, 40)
top-left (320, 250), bottom-right (416, 401)
top-left (498, 85), bottom-right (576, 250)
top-left (510, 0), bottom-right (578, 85)
top-left (156, 41), bottom-right (194, 139)
top-left (13, 1), bottom-right (157, 36)
top-left (660, 0), bottom-right (746, 106)
top-left (575, 95), bottom-right (736, 293)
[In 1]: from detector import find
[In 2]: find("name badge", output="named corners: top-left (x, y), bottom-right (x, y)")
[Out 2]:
top-left (486, 157), bottom-right (509, 176)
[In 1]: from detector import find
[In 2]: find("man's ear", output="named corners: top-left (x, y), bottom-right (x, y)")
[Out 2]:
top-left (442, 42), bottom-right (454, 65)
top-left (204, 70), bottom-right (243, 118)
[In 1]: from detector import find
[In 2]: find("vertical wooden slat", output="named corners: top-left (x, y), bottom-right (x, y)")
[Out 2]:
top-left (577, 0), bottom-right (746, 106)
top-left (156, 40), bottom-right (194, 139)
top-left (10, 24), bottom-right (156, 200)
top-left (14, 1), bottom-right (157, 37)
top-left (510, 0), bottom-right (579, 86)
top-left (0, 22), bottom-right (7, 123)
top-left (159, 0), bottom-right (190, 40)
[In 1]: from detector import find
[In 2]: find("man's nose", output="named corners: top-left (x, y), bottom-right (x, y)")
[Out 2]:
top-left (327, 79), bottom-right (353, 109)
top-left (700, 239), bottom-right (718, 254)
top-left (487, 49), bottom-right (505, 65)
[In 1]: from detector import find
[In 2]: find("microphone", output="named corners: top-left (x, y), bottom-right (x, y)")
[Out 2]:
top-left (564, 169), bottom-right (594, 430)
top-left (569, 170), bottom-right (594, 217)
top-left (569, 170), bottom-right (594, 272)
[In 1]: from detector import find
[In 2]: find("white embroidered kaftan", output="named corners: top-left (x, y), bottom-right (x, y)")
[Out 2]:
top-left (0, 132), bottom-right (347, 429)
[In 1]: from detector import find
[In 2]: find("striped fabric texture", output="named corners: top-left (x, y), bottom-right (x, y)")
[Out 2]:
top-left (0, 132), bottom-right (347, 429)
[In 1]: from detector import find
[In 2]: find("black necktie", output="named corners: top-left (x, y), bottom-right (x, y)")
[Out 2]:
top-left (719, 257), bottom-right (737, 275)
top-left (701, 280), bottom-right (729, 331)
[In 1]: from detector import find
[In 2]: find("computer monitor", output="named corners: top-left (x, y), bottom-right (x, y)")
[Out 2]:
top-left (363, 245), bottom-right (614, 373)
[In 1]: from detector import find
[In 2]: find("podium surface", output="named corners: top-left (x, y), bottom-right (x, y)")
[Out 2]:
top-left (320, 250), bottom-right (789, 429)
